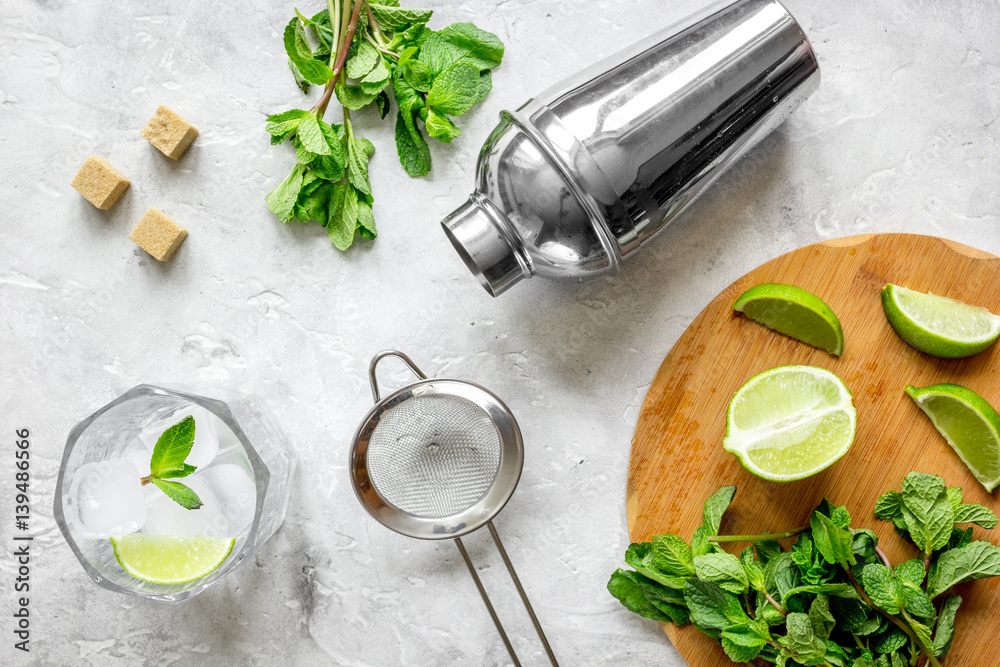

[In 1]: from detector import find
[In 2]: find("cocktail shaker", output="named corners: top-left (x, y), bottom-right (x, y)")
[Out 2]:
top-left (441, 0), bottom-right (820, 296)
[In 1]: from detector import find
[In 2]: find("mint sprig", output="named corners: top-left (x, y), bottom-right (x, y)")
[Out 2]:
top-left (265, 1), bottom-right (504, 250)
top-left (608, 472), bottom-right (1000, 666)
top-left (140, 416), bottom-right (204, 510)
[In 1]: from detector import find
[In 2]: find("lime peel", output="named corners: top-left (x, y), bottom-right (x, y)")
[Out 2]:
top-left (906, 383), bottom-right (1000, 493)
top-left (882, 284), bottom-right (1000, 358)
top-left (110, 534), bottom-right (235, 585)
top-left (733, 283), bottom-right (844, 356)
top-left (723, 365), bottom-right (856, 482)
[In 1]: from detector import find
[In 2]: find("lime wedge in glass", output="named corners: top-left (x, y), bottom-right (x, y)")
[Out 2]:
top-left (881, 284), bottom-right (1000, 358)
top-left (733, 283), bottom-right (844, 356)
top-left (110, 534), bottom-right (235, 585)
top-left (906, 383), bottom-right (1000, 492)
top-left (723, 365), bottom-right (856, 482)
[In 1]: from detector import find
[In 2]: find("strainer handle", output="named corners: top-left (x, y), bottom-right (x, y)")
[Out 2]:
top-left (368, 350), bottom-right (428, 403)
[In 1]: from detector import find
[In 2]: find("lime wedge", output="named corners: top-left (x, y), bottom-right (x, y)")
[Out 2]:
top-left (723, 365), bottom-right (856, 482)
top-left (110, 534), bottom-right (235, 585)
top-left (881, 284), bottom-right (1000, 358)
top-left (733, 283), bottom-right (844, 356)
top-left (906, 383), bottom-right (1000, 492)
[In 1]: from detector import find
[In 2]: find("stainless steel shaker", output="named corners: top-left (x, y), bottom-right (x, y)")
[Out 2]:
top-left (441, 0), bottom-right (820, 296)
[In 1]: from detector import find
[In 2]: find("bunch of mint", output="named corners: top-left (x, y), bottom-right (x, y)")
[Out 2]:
top-left (140, 416), bottom-right (204, 510)
top-left (608, 472), bottom-right (1000, 666)
top-left (265, 1), bottom-right (504, 250)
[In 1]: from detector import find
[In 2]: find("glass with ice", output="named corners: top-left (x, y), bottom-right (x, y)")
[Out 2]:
top-left (54, 385), bottom-right (294, 601)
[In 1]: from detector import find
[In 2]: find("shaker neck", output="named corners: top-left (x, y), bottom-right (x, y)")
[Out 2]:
top-left (441, 194), bottom-right (532, 297)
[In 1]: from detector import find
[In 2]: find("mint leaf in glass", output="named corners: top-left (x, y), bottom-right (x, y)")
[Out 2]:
top-left (141, 415), bottom-right (204, 510)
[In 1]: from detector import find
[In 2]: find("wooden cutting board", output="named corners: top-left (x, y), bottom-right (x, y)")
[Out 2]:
top-left (627, 233), bottom-right (1000, 666)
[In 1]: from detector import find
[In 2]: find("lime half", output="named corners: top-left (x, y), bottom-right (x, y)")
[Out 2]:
top-left (111, 534), bottom-right (235, 585)
top-left (733, 283), bottom-right (844, 356)
top-left (906, 383), bottom-right (1000, 492)
top-left (881, 284), bottom-right (1000, 358)
top-left (723, 365), bottom-right (856, 482)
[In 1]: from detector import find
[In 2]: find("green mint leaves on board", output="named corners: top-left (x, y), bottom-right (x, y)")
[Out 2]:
top-left (608, 472), bottom-right (1000, 666)
top-left (140, 416), bottom-right (204, 510)
top-left (266, 2), bottom-right (504, 250)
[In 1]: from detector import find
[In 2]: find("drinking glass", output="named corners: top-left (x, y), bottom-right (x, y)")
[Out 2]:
top-left (53, 384), bottom-right (295, 602)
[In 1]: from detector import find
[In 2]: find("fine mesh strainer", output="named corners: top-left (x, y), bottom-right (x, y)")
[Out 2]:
top-left (350, 351), bottom-right (558, 667)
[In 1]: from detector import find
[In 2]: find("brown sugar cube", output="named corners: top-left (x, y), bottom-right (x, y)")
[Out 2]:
top-left (140, 106), bottom-right (198, 159)
top-left (70, 156), bottom-right (130, 209)
top-left (129, 208), bottom-right (188, 261)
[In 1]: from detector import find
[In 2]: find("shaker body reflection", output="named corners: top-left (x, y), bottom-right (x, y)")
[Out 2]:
top-left (442, 0), bottom-right (820, 296)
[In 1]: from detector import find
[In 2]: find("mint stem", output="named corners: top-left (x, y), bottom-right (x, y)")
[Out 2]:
top-left (874, 545), bottom-right (892, 568)
top-left (844, 567), bottom-right (942, 667)
top-left (707, 525), bottom-right (809, 543)
top-left (762, 590), bottom-right (787, 617)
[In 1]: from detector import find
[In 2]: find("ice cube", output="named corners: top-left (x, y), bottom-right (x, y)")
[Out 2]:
top-left (199, 464), bottom-right (257, 538)
top-left (121, 438), bottom-right (152, 478)
top-left (71, 459), bottom-right (146, 539)
top-left (143, 476), bottom-right (227, 538)
top-left (140, 405), bottom-right (220, 470)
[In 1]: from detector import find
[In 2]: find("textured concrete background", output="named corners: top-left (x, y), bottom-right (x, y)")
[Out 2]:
top-left (1, 0), bottom-right (998, 664)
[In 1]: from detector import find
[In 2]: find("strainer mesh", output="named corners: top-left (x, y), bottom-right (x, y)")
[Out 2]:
top-left (367, 393), bottom-right (502, 518)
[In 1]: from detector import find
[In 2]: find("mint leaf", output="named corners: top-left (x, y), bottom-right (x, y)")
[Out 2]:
top-left (720, 621), bottom-right (768, 662)
top-left (782, 583), bottom-right (859, 604)
top-left (808, 595), bottom-right (835, 641)
top-left (328, 185), bottom-right (360, 251)
top-left (765, 552), bottom-right (801, 602)
top-left (955, 502), bottom-right (999, 528)
top-left (400, 50), bottom-right (434, 92)
top-left (421, 23), bottom-right (504, 75)
top-left (927, 540), bottom-right (1000, 597)
top-left (357, 200), bottom-right (377, 240)
top-left (933, 594), bottom-right (961, 657)
top-left (701, 485), bottom-right (736, 536)
top-left (783, 612), bottom-right (826, 664)
top-left (425, 109), bottom-right (462, 143)
top-left (265, 109), bottom-right (310, 145)
top-left (810, 510), bottom-right (856, 567)
top-left (606, 569), bottom-right (673, 623)
top-left (283, 17), bottom-right (333, 85)
top-left (149, 416), bottom-right (196, 477)
top-left (150, 478), bottom-right (203, 510)
top-left (157, 463), bottom-right (197, 480)
top-left (683, 579), bottom-right (747, 630)
top-left (296, 114), bottom-right (331, 155)
top-left (894, 558), bottom-right (925, 587)
top-left (426, 62), bottom-right (481, 116)
top-left (740, 547), bottom-right (766, 591)
top-left (651, 533), bottom-right (695, 577)
top-left (903, 585), bottom-right (936, 619)
top-left (346, 41), bottom-right (380, 80)
top-left (873, 489), bottom-right (904, 522)
top-left (266, 163), bottom-right (307, 223)
top-left (370, 3), bottom-right (433, 30)
top-left (900, 472), bottom-right (953, 554)
top-left (870, 625), bottom-right (907, 655)
top-left (394, 110), bottom-right (431, 177)
top-left (347, 137), bottom-right (375, 197)
top-left (624, 542), bottom-right (690, 590)
top-left (861, 563), bottom-right (905, 614)
top-left (694, 552), bottom-right (749, 594)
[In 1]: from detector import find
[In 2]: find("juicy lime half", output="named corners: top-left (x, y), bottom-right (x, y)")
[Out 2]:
top-left (906, 383), bottom-right (1000, 492)
top-left (724, 365), bottom-right (856, 482)
top-left (110, 534), bottom-right (235, 585)
top-left (882, 284), bottom-right (1000, 358)
top-left (733, 283), bottom-right (844, 356)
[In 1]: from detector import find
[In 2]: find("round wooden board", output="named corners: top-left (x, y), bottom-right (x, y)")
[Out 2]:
top-left (627, 234), bottom-right (1000, 666)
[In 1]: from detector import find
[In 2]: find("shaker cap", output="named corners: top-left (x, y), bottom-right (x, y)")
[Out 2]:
top-left (441, 196), bottom-right (530, 297)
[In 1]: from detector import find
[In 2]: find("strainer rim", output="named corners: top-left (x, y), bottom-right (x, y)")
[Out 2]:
top-left (349, 378), bottom-right (524, 540)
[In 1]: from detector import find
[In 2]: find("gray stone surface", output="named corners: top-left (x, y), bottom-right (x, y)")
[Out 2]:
top-left (1, 0), bottom-right (998, 664)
